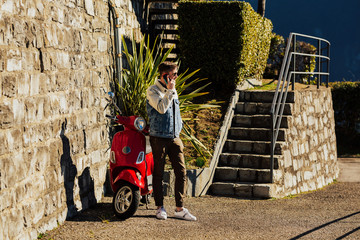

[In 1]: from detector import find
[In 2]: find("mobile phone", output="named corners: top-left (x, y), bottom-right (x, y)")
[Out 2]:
top-left (163, 74), bottom-right (169, 84)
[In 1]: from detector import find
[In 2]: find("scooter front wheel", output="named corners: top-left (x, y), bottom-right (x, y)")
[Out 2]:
top-left (113, 182), bottom-right (140, 220)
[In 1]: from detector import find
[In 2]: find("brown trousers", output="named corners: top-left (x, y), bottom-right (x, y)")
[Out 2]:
top-left (150, 136), bottom-right (186, 207)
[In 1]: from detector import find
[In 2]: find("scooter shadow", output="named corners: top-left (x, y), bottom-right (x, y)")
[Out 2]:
top-left (67, 202), bottom-right (114, 222)
top-left (67, 203), bottom-right (158, 222)
top-left (131, 205), bottom-right (157, 219)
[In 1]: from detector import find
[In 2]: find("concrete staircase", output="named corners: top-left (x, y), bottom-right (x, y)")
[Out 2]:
top-left (210, 90), bottom-right (295, 199)
top-left (146, 0), bottom-right (179, 61)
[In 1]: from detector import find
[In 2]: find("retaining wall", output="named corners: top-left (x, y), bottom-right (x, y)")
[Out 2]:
top-left (0, 0), bottom-right (144, 239)
top-left (273, 88), bottom-right (339, 197)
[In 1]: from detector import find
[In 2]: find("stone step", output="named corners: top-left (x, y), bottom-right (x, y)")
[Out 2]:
top-left (214, 167), bottom-right (272, 183)
top-left (210, 182), bottom-right (275, 199)
top-left (232, 115), bottom-right (289, 128)
top-left (228, 127), bottom-right (286, 141)
top-left (223, 140), bottom-right (283, 155)
top-left (239, 90), bottom-right (295, 103)
top-left (219, 153), bottom-right (280, 169)
top-left (235, 102), bottom-right (292, 115)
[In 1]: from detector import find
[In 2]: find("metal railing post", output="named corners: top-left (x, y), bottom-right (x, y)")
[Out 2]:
top-left (270, 112), bottom-right (274, 183)
top-left (317, 40), bottom-right (321, 89)
top-left (292, 35), bottom-right (296, 90)
top-left (327, 44), bottom-right (330, 87)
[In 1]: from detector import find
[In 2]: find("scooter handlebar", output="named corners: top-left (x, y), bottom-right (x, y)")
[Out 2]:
top-left (106, 114), bottom-right (117, 121)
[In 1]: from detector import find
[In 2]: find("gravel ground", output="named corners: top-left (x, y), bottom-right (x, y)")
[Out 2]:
top-left (43, 182), bottom-right (360, 240)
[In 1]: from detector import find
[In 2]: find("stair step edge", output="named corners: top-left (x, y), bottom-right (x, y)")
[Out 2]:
top-left (216, 167), bottom-right (271, 171)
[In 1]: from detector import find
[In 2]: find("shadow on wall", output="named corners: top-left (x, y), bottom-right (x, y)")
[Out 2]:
top-left (60, 119), bottom-right (96, 219)
top-left (131, 0), bottom-right (146, 34)
top-left (78, 167), bottom-right (97, 210)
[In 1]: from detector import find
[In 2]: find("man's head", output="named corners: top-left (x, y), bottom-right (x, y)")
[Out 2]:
top-left (159, 62), bottom-right (178, 81)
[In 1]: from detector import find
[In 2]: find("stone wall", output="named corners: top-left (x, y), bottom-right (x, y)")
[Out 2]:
top-left (0, 0), bottom-right (144, 239)
top-left (273, 88), bottom-right (339, 197)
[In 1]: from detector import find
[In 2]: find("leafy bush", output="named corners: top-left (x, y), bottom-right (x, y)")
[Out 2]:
top-left (264, 33), bottom-right (317, 83)
top-left (330, 81), bottom-right (360, 155)
top-left (264, 33), bottom-right (285, 78)
top-left (295, 41), bottom-right (317, 83)
top-left (178, 1), bottom-right (273, 90)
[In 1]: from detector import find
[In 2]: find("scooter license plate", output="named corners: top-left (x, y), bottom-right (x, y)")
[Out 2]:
top-left (147, 174), bottom-right (153, 191)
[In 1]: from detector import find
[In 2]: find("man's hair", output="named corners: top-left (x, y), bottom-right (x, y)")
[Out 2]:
top-left (158, 61), bottom-right (177, 75)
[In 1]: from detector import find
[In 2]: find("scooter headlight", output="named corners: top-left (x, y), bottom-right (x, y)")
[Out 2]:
top-left (134, 117), bottom-right (146, 131)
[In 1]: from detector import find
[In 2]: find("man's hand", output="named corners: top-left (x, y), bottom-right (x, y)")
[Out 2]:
top-left (167, 78), bottom-right (176, 90)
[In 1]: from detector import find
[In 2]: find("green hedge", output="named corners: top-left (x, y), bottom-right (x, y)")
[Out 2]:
top-left (178, 1), bottom-right (273, 89)
top-left (330, 81), bottom-right (360, 155)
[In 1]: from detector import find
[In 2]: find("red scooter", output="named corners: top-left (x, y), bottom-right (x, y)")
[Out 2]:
top-left (105, 92), bottom-right (154, 220)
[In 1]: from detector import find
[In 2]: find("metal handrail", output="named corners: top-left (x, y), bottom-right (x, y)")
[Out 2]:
top-left (269, 32), bottom-right (331, 183)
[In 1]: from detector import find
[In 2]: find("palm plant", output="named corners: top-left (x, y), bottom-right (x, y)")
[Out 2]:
top-left (114, 34), bottom-right (220, 164)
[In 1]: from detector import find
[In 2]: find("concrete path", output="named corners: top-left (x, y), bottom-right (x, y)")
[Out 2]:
top-left (338, 158), bottom-right (360, 182)
top-left (41, 158), bottom-right (360, 240)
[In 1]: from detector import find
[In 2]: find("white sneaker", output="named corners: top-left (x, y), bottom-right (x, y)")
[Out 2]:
top-left (156, 206), bottom-right (167, 220)
top-left (174, 208), bottom-right (197, 221)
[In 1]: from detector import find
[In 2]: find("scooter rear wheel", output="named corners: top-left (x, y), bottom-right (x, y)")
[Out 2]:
top-left (113, 182), bottom-right (140, 220)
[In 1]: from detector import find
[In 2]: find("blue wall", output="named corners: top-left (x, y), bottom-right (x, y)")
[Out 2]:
top-left (247, 0), bottom-right (360, 82)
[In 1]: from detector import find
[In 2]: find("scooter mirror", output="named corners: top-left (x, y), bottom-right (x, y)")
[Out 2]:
top-left (108, 92), bottom-right (115, 99)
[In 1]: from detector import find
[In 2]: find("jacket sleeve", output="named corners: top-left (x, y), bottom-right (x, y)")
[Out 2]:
top-left (147, 86), bottom-right (175, 114)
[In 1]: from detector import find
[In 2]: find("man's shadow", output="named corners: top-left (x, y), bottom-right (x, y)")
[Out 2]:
top-left (60, 119), bottom-right (78, 219)
top-left (60, 119), bottom-right (97, 219)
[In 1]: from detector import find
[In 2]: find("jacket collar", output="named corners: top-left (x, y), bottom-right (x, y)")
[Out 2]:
top-left (155, 79), bottom-right (167, 92)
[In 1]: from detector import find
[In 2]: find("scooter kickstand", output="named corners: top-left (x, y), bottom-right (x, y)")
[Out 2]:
top-left (145, 194), bottom-right (149, 210)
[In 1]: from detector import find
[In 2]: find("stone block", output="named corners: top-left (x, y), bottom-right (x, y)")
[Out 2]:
top-left (38, 216), bottom-right (60, 238)
top-left (244, 103), bottom-right (256, 113)
top-left (44, 24), bottom-right (59, 47)
top-left (12, 99), bottom-right (25, 125)
top-left (228, 154), bottom-right (242, 167)
top-left (257, 170), bottom-right (271, 183)
top-left (233, 115), bottom-right (251, 126)
top-left (210, 182), bottom-right (234, 195)
top-left (85, 0), bottom-right (95, 16)
top-left (58, 93), bottom-right (68, 114)
top-left (0, 210), bottom-right (10, 240)
top-left (284, 172), bottom-right (294, 188)
top-left (253, 184), bottom-right (272, 198)
top-left (22, 50), bottom-right (40, 71)
top-left (235, 103), bottom-right (244, 113)
top-left (273, 169), bottom-right (283, 184)
top-left (234, 184), bottom-right (252, 198)
top-left (215, 167), bottom-right (238, 181)
top-left (0, 22), bottom-right (5, 46)
top-left (163, 170), bottom-right (174, 196)
top-left (304, 171), bottom-right (313, 180)
top-left (283, 150), bottom-right (292, 168)
top-left (23, 197), bottom-right (45, 226)
top-left (7, 53), bottom-right (22, 72)
top-left (2, 74), bottom-right (17, 97)
top-left (253, 142), bottom-right (266, 154)
top-left (0, 187), bottom-right (15, 210)
top-left (30, 73), bottom-right (41, 96)
top-left (8, 208), bottom-right (24, 239)
top-left (97, 36), bottom-right (107, 52)
top-left (239, 169), bottom-right (256, 182)
top-left (17, 73), bottom-right (30, 96)
top-left (0, 100), bottom-right (14, 129)
top-left (91, 150), bottom-right (101, 165)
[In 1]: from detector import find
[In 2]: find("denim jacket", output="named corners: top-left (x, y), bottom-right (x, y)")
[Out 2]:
top-left (146, 80), bottom-right (182, 138)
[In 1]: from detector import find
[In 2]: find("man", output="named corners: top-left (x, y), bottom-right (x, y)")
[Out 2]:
top-left (146, 62), bottom-right (197, 221)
